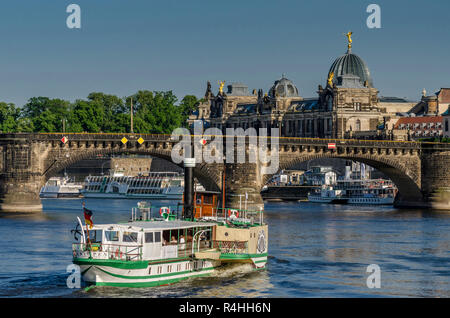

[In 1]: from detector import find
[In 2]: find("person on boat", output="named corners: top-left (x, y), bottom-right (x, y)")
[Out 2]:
top-left (179, 235), bottom-right (186, 250)
top-left (170, 236), bottom-right (177, 244)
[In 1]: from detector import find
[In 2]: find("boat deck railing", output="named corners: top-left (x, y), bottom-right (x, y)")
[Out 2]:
top-left (198, 207), bottom-right (264, 226)
top-left (72, 243), bottom-right (143, 261)
top-left (73, 238), bottom-right (252, 262)
top-left (213, 240), bottom-right (248, 255)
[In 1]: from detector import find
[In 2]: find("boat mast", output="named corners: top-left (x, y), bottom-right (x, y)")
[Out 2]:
top-left (222, 166), bottom-right (226, 215)
top-left (130, 96), bottom-right (134, 134)
top-left (183, 157), bottom-right (195, 220)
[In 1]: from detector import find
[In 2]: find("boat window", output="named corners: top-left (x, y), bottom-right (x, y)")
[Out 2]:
top-left (171, 179), bottom-right (181, 187)
top-left (203, 195), bottom-right (213, 205)
top-left (48, 180), bottom-right (57, 186)
top-left (145, 232), bottom-right (154, 243)
top-left (105, 230), bottom-right (119, 242)
top-left (122, 231), bottom-right (138, 243)
top-left (86, 229), bottom-right (103, 243)
top-left (154, 232), bottom-right (161, 243)
top-left (162, 230), bottom-right (173, 245)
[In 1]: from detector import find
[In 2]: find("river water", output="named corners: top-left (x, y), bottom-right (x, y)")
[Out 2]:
top-left (0, 199), bottom-right (449, 297)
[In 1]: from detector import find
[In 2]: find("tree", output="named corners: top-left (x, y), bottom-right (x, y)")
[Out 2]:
top-left (10, 90), bottom-right (196, 134)
top-left (68, 100), bottom-right (105, 133)
top-left (16, 117), bottom-right (34, 132)
top-left (0, 102), bottom-right (21, 132)
top-left (21, 97), bottom-right (70, 132)
top-left (179, 95), bottom-right (199, 126)
top-left (87, 92), bottom-right (126, 132)
top-left (131, 90), bottom-right (183, 134)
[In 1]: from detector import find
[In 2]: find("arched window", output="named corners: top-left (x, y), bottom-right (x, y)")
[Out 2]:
top-left (356, 119), bottom-right (361, 131)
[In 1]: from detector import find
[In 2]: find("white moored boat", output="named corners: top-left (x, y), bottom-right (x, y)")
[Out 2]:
top-left (80, 172), bottom-right (190, 200)
top-left (308, 179), bottom-right (396, 205)
top-left (40, 176), bottom-right (83, 198)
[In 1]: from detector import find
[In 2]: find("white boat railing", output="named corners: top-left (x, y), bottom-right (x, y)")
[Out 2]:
top-left (72, 243), bottom-right (143, 261)
top-left (213, 240), bottom-right (248, 255)
top-left (198, 207), bottom-right (264, 226)
top-left (73, 240), bottom-right (214, 261)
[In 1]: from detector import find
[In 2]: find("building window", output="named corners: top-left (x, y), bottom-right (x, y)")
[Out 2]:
top-left (445, 119), bottom-right (449, 132)
top-left (355, 119), bottom-right (361, 131)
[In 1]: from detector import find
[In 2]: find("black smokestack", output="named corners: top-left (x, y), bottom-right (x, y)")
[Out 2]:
top-left (183, 157), bottom-right (195, 220)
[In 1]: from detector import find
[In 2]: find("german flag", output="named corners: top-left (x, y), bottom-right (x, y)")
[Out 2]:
top-left (83, 206), bottom-right (93, 229)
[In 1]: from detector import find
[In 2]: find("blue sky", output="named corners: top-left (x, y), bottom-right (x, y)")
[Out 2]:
top-left (0, 0), bottom-right (449, 106)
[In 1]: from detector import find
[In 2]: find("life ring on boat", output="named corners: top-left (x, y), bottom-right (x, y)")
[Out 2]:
top-left (159, 207), bottom-right (170, 220)
top-left (228, 209), bottom-right (239, 218)
top-left (159, 207), bottom-right (169, 216)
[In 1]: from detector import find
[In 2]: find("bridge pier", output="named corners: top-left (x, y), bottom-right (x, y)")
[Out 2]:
top-left (224, 162), bottom-right (264, 212)
top-left (0, 174), bottom-right (43, 213)
top-left (420, 147), bottom-right (450, 210)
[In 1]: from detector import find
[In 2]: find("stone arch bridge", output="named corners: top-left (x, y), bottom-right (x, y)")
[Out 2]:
top-left (0, 133), bottom-right (449, 212)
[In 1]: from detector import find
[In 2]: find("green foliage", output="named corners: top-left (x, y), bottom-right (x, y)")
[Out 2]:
top-left (21, 97), bottom-right (70, 132)
top-left (87, 92), bottom-right (127, 132)
top-left (179, 95), bottom-right (199, 127)
top-left (0, 91), bottom-right (199, 134)
top-left (132, 90), bottom-right (183, 134)
top-left (0, 102), bottom-right (21, 132)
top-left (68, 100), bottom-right (105, 133)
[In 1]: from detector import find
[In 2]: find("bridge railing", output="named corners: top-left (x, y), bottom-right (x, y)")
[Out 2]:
top-left (2, 133), bottom-right (450, 150)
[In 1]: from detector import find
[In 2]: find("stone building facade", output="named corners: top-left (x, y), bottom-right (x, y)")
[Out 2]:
top-left (189, 37), bottom-right (415, 139)
top-left (394, 116), bottom-right (443, 140)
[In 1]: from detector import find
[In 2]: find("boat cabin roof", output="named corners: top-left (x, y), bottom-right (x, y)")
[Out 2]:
top-left (91, 220), bottom-right (217, 232)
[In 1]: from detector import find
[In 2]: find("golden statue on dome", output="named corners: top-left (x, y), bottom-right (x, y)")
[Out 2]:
top-left (327, 72), bottom-right (334, 87)
top-left (218, 81), bottom-right (225, 94)
top-left (345, 31), bottom-right (353, 50)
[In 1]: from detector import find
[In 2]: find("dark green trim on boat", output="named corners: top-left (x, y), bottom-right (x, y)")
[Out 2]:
top-left (219, 253), bottom-right (268, 260)
top-left (73, 258), bottom-right (149, 269)
top-left (73, 253), bottom-right (267, 270)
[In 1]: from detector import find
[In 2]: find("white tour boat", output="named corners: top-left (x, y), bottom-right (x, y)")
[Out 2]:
top-left (40, 176), bottom-right (83, 198)
top-left (80, 171), bottom-right (191, 200)
top-left (71, 159), bottom-right (268, 287)
top-left (308, 178), bottom-right (397, 205)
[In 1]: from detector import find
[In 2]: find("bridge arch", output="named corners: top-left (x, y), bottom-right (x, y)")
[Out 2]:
top-left (43, 147), bottom-right (222, 192)
top-left (263, 152), bottom-right (423, 204)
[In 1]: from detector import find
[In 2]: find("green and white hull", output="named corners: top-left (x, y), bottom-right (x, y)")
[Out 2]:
top-left (74, 255), bottom-right (267, 287)
top-left (74, 258), bottom-right (221, 287)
